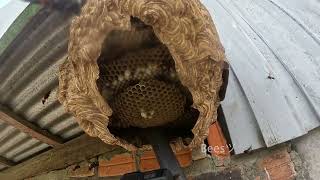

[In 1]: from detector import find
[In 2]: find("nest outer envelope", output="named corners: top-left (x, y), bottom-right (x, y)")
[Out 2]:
top-left (58, 0), bottom-right (227, 151)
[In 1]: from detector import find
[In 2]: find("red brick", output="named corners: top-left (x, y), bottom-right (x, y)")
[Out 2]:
top-left (207, 121), bottom-right (230, 158)
top-left (98, 153), bottom-right (136, 177)
top-left (139, 149), bottom-right (192, 172)
top-left (98, 149), bottom-right (192, 176)
top-left (99, 153), bottom-right (134, 166)
top-left (140, 151), bottom-right (161, 172)
top-left (258, 149), bottom-right (296, 180)
top-left (265, 163), bottom-right (296, 180)
top-left (176, 150), bottom-right (193, 167)
top-left (261, 150), bottom-right (291, 168)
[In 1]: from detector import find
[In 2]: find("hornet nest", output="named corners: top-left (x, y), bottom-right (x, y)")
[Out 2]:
top-left (58, 0), bottom-right (228, 151)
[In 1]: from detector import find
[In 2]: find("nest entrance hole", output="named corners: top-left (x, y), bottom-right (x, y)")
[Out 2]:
top-left (97, 17), bottom-right (199, 147)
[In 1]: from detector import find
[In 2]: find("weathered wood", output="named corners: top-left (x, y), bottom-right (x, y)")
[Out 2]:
top-left (0, 134), bottom-right (121, 180)
top-left (0, 156), bottom-right (16, 167)
top-left (0, 105), bottom-right (64, 147)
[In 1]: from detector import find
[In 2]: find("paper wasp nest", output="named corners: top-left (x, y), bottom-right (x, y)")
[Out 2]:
top-left (58, 0), bottom-right (227, 151)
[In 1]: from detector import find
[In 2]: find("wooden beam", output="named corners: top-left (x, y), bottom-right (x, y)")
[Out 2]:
top-left (0, 156), bottom-right (16, 167)
top-left (0, 135), bottom-right (121, 180)
top-left (0, 105), bottom-right (64, 147)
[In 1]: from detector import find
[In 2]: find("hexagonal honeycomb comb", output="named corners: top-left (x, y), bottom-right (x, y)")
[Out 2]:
top-left (100, 45), bottom-right (177, 94)
top-left (113, 79), bottom-right (186, 128)
top-left (99, 44), bottom-right (187, 128)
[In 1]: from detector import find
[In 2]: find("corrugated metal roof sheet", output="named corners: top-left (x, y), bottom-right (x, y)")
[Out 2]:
top-left (203, 0), bottom-right (320, 154)
top-left (0, 8), bottom-right (82, 140)
top-left (0, 0), bottom-right (319, 169)
top-left (0, 6), bottom-right (82, 170)
top-left (0, 121), bottom-right (49, 170)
